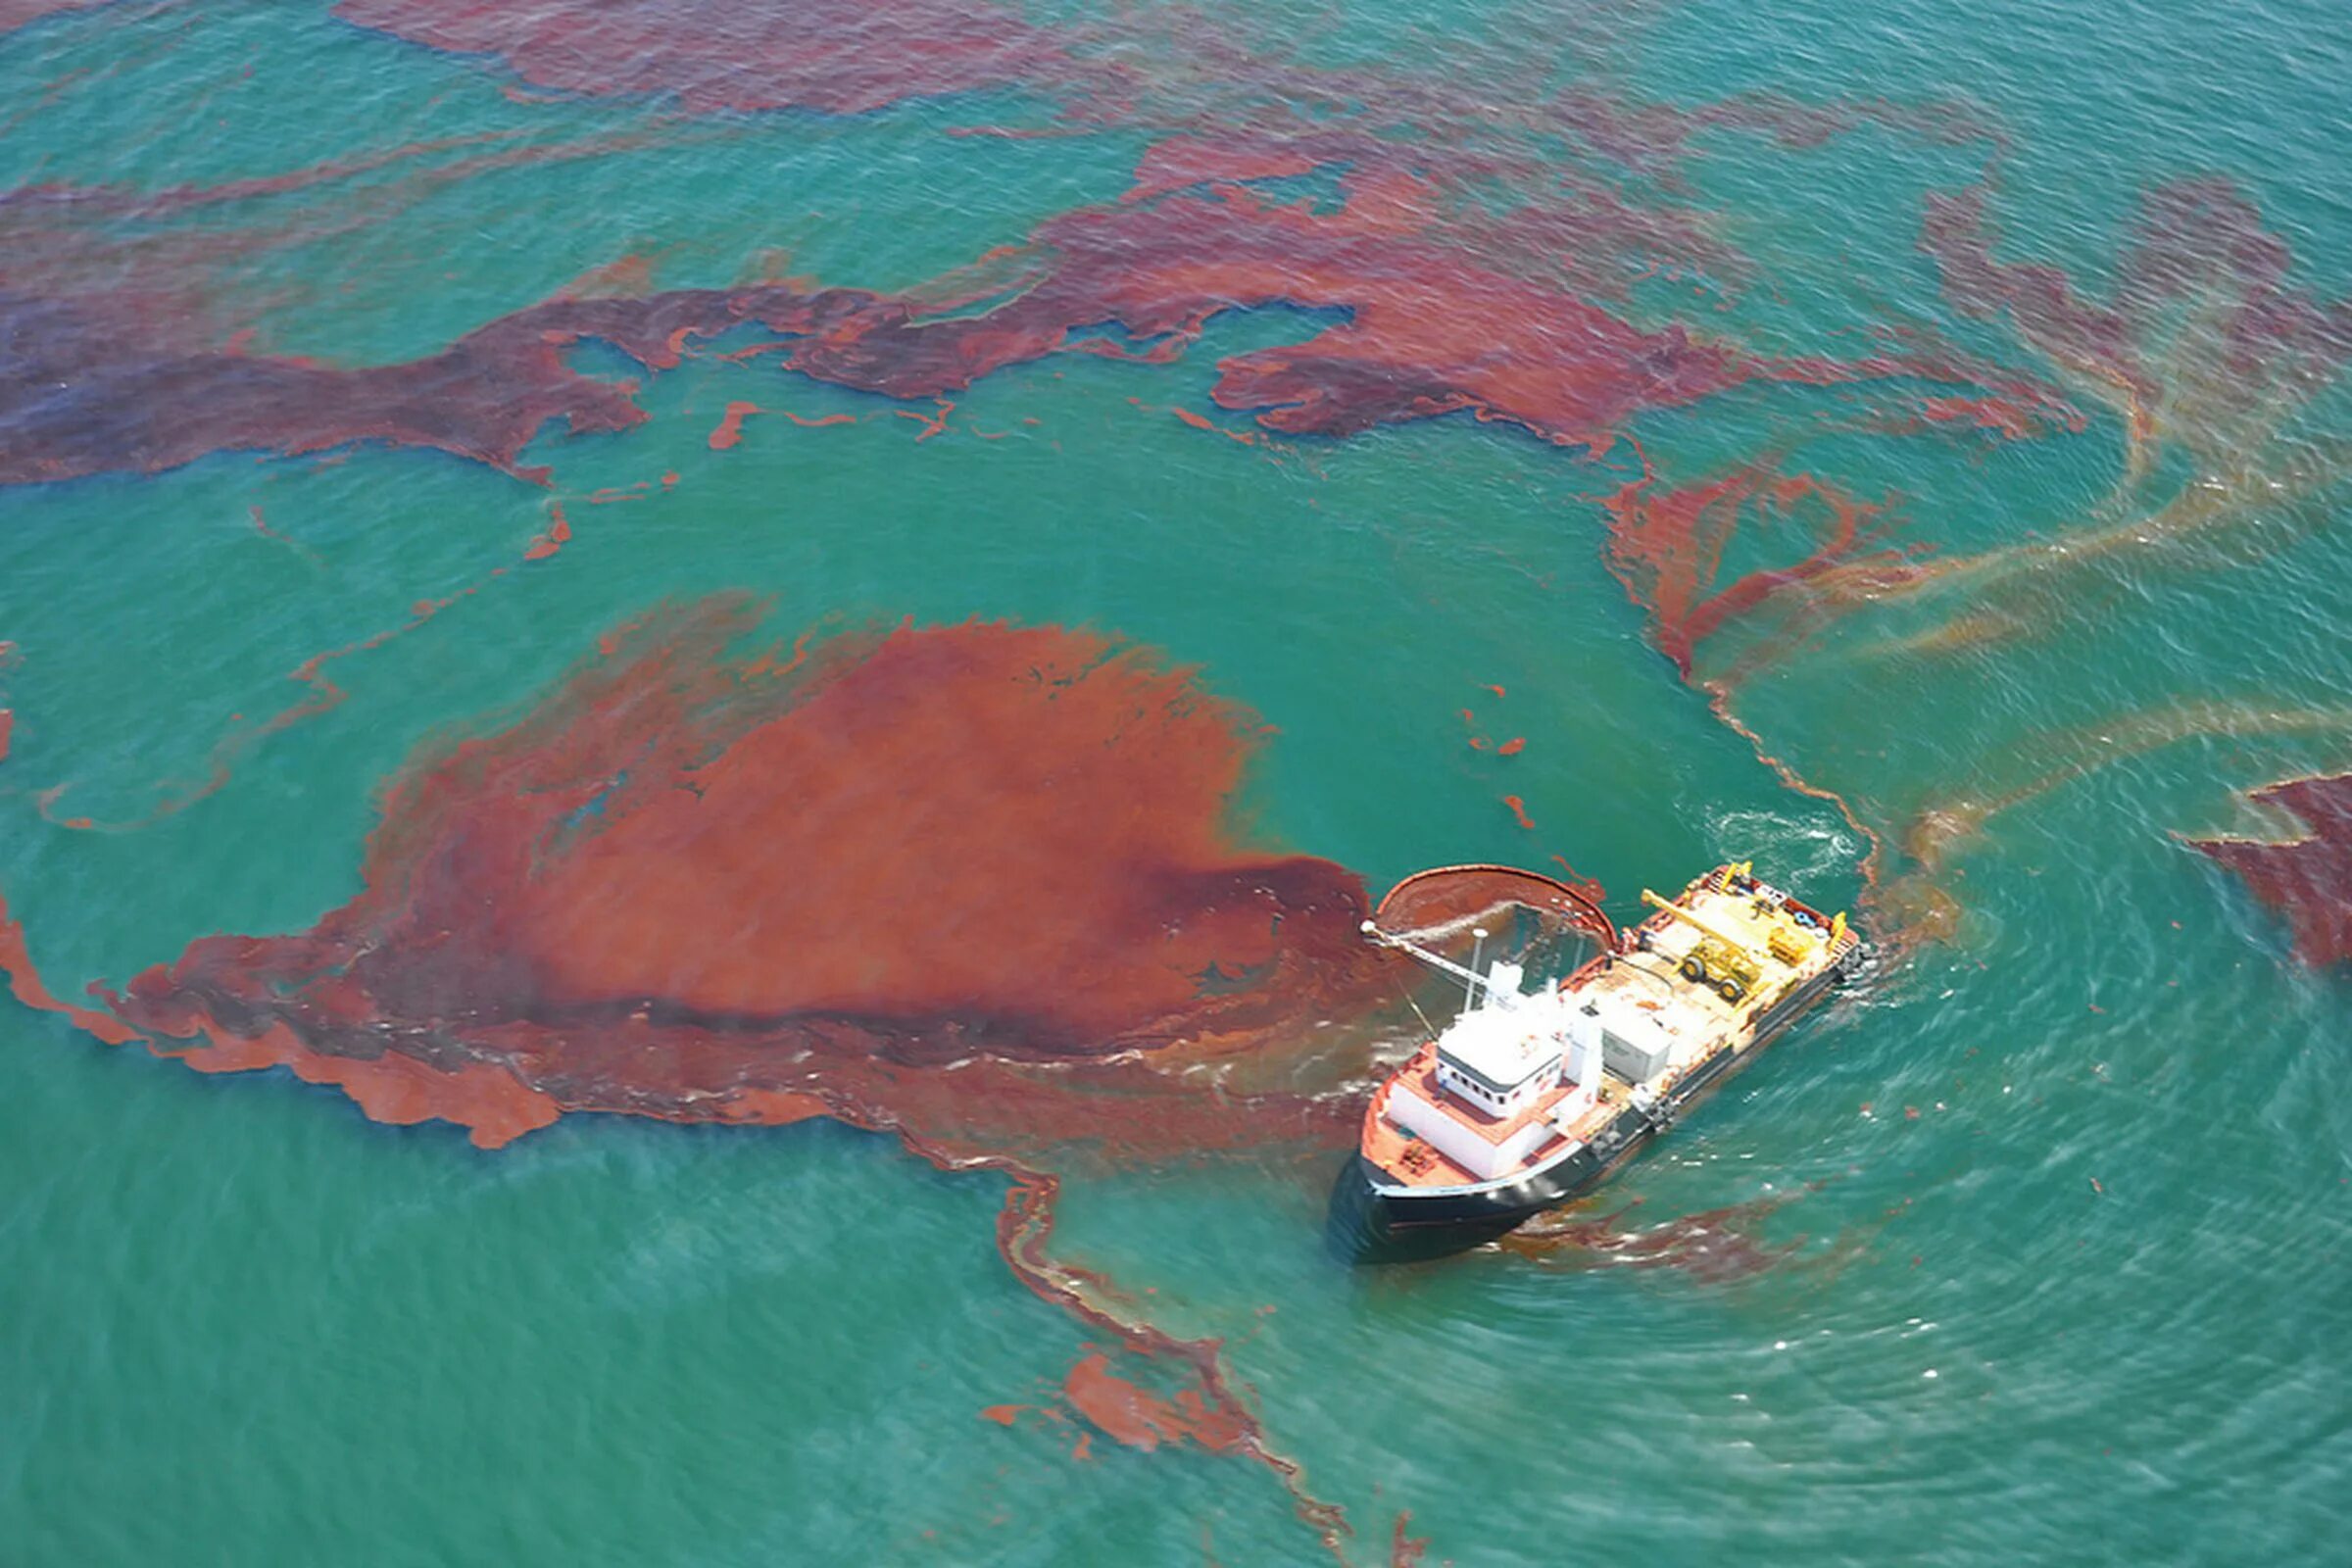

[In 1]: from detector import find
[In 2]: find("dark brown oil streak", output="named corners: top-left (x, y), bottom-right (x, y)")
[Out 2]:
top-left (0, 285), bottom-right (647, 485)
top-left (1921, 177), bottom-right (2352, 463)
top-left (1, 172), bottom-right (2061, 490)
top-left (1, 0), bottom-right (2055, 491)
top-left (2189, 775), bottom-right (2352, 970)
top-left (1495, 1188), bottom-right (1821, 1284)
top-left (0, 121), bottom-right (726, 343)
top-left (983, 1163), bottom-right (1359, 1560)
top-left (2, 127), bottom-right (536, 219)
top-left (1596, 461), bottom-right (1908, 680)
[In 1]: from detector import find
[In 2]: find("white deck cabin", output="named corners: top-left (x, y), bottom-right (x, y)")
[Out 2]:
top-left (1380, 958), bottom-right (1604, 1181)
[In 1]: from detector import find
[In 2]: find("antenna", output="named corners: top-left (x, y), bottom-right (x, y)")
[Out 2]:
top-left (1467, 927), bottom-right (1489, 1009)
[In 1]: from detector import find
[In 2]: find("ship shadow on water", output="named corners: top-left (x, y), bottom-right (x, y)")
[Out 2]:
top-left (1329, 1167), bottom-right (1861, 1285)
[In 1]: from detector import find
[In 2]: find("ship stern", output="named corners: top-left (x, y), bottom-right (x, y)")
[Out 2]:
top-left (1324, 1154), bottom-right (1537, 1265)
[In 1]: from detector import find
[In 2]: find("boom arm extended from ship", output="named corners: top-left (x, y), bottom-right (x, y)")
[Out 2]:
top-left (1359, 920), bottom-right (1502, 997)
top-left (1640, 888), bottom-right (1765, 959)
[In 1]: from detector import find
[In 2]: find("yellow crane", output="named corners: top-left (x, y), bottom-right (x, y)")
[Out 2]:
top-left (1642, 887), bottom-right (1763, 956)
top-left (1641, 882), bottom-right (1850, 1004)
top-left (1641, 888), bottom-right (1763, 1002)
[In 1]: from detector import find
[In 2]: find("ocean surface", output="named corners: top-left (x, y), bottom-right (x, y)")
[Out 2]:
top-left (2, 2), bottom-right (2348, 1564)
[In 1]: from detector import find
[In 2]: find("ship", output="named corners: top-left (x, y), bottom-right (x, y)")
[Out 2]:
top-left (1331, 862), bottom-right (1863, 1262)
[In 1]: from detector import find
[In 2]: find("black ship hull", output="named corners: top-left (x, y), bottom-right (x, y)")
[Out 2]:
top-left (1331, 951), bottom-right (1855, 1264)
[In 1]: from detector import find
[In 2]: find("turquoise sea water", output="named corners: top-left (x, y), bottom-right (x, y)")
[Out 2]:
top-left (3, 2), bottom-right (2348, 1563)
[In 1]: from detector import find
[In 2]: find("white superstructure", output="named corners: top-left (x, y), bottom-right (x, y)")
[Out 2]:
top-left (1358, 934), bottom-right (1600, 1180)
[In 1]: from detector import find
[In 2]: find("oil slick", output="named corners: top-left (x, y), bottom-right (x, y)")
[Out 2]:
top-left (8, 3), bottom-right (2349, 1555)
top-left (0, 598), bottom-right (1799, 1563)
top-left (2190, 774), bottom-right (2352, 970)
top-left (83, 598), bottom-right (1389, 1153)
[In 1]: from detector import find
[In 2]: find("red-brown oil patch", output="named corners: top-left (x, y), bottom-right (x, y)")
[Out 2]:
top-left (977, 187), bottom-right (1759, 452)
top-left (1501, 795), bottom-right (1536, 831)
top-left (1061, 1351), bottom-right (1249, 1454)
top-left (4, 601), bottom-right (1420, 1554)
top-left (3, 3), bottom-right (2074, 497)
top-left (894, 399), bottom-right (955, 442)
top-left (246, 504), bottom-right (325, 566)
top-left (1544, 858), bottom-right (1607, 909)
top-left (1922, 177), bottom-right (2352, 470)
top-left (1126, 136), bottom-right (1328, 204)
top-left (1494, 1189), bottom-right (1819, 1284)
top-left (1460, 706), bottom-right (1505, 755)
top-left (1911, 393), bottom-right (2045, 441)
top-left (0, 165), bottom-right (2034, 489)
top-left (84, 597), bottom-right (1393, 1155)
top-left (332, 0), bottom-right (1083, 116)
top-left (2190, 774), bottom-right (2352, 969)
top-left (154, 1013), bottom-right (563, 1144)
top-left (707, 401), bottom-right (759, 451)
top-left (521, 501), bottom-right (571, 561)
top-left (0, 889), bottom-right (141, 1046)
top-left (1598, 461), bottom-right (1899, 678)
top-left (0, 597), bottom-right (1851, 1559)
top-left (0, 285), bottom-right (653, 485)
top-left (986, 1167), bottom-right (1352, 1556)
top-left (1167, 405), bottom-right (1259, 448)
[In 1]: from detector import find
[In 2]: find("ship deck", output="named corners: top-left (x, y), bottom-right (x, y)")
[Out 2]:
top-left (1360, 868), bottom-right (1857, 1192)
top-left (1567, 877), bottom-right (1850, 1062)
